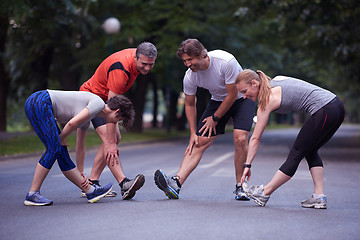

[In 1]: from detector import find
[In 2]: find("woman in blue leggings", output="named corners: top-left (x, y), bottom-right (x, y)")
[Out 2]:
top-left (24, 90), bottom-right (134, 206)
top-left (235, 69), bottom-right (345, 209)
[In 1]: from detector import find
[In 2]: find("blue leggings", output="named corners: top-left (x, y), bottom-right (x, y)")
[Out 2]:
top-left (279, 97), bottom-right (345, 177)
top-left (24, 90), bottom-right (76, 171)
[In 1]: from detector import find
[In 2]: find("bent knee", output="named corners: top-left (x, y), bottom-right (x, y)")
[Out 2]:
top-left (233, 134), bottom-right (248, 146)
top-left (196, 136), bottom-right (215, 148)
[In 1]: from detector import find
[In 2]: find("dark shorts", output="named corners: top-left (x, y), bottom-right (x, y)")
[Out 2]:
top-left (91, 116), bottom-right (106, 129)
top-left (196, 98), bottom-right (256, 137)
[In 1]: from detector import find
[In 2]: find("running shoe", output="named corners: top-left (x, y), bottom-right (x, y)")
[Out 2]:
top-left (154, 169), bottom-right (181, 199)
top-left (242, 181), bottom-right (270, 207)
top-left (86, 183), bottom-right (113, 203)
top-left (301, 194), bottom-right (327, 209)
top-left (120, 174), bottom-right (145, 200)
top-left (234, 183), bottom-right (250, 201)
top-left (24, 191), bottom-right (53, 206)
top-left (81, 179), bottom-right (117, 197)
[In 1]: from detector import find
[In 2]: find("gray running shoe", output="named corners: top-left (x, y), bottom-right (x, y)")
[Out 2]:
top-left (120, 174), bottom-right (145, 200)
top-left (242, 182), bottom-right (270, 207)
top-left (234, 184), bottom-right (250, 201)
top-left (154, 169), bottom-right (181, 199)
top-left (301, 194), bottom-right (327, 209)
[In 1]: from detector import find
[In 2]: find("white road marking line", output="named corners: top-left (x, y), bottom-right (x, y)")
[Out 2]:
top-left (199, 152), bottom-right (234, 168)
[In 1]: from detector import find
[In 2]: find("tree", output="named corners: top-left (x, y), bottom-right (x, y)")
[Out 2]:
top-left (237, 0), bottom-right (360, 120)
top-left (0, 1), bottom-right (10, 131)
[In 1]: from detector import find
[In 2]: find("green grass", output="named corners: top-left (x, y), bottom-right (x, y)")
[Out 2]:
top-left (0, 123), bottom-right (296, 157)
top-left (0, 128), bottom-right (189, 157)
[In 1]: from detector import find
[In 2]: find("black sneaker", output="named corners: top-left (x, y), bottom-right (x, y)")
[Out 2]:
top-left (234, 184), bottom-right (250, 201)
top-left (120, 174), bottom-right (145, 200)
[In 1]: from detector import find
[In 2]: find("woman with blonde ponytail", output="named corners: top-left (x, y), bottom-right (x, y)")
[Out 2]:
top-left (235, 69), bottom-right (345, 208)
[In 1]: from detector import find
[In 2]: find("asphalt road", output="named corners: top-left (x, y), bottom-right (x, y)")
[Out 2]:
top-left (0, 124), bottom-right (359, 240)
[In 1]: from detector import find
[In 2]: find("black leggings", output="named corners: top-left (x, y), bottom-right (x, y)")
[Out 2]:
top-left (279, 97), bottom-right (345, 177)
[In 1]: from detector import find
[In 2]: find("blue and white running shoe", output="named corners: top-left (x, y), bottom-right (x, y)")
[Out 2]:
top-left (86, 183), bottom-right (113, 203)
top-left (24, 191), bottom-right (53, 206)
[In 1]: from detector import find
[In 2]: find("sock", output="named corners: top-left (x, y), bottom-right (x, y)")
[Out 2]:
top-left (28, 191), bottom-right (36, 195)
top-left (172, 177), bottom-right (181, 188)
top-left (119, 177), bottom-right (130, 188)
top-left (89, 179), bottom-right (100, 186)
top-left (313, 193), bottom-right (324, 198)
top-left (86, 185), bottom-right (95, 194)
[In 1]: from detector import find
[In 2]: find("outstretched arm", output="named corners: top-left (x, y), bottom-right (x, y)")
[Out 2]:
top-left (76, 128), bottom-right (87, 173)
top-left (59, 108), bottom-right (90, 146)
top-left (184, 94), bottom-right (198, 156)
top-left (240, 87), bottom-right (281, 184)
top-left (240, 108), bottom-right (270, 184)
top-left (199, 83), bottom-right (238, 137)
top-left (103, 90), bottom-right (120, 166)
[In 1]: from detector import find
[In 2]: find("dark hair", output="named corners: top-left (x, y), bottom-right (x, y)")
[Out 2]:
top-left (106, 95), bottom-right (135, 130)
top-left (136, 42), bottom-right (157, 59)
top-left (176, 39), bottom-right (207, 58)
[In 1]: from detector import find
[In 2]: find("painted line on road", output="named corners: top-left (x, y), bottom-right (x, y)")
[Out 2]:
top-left (199, 152), bottom-right (234, 169)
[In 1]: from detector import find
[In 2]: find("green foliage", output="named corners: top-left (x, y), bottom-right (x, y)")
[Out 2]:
top-left (2, 0), bottom-right (360, 131)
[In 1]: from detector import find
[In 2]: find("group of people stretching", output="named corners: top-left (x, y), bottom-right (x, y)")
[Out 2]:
top-left (24, 39), bottom-right (344, 209)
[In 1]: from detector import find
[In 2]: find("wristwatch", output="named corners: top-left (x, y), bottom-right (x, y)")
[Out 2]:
top-left (212, 114), bottom-right (220, 122)
top-left (243, 163), bottom-right (252, 168)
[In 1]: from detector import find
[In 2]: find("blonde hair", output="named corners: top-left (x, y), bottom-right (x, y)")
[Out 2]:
top-left (235, 69), bottom-right (272, 111)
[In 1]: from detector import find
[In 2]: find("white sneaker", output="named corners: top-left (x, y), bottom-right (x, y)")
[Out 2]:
top-left (301, 194), bottom-right (327, 209)
top-left (242, 182), bottom-right (270, 207)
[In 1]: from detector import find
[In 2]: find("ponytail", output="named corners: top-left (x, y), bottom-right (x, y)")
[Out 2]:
top-left (256, 70), bottom-right (272, 111)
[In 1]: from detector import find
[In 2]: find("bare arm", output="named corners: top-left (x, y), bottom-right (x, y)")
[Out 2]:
top-left (246, 108), bottom-right (271, 165)
top-left (240, 87), bottom-right (281, 184)
top-left (213, 83), bottom-right (238, 119)
top-left (184, 94), bottom-right (198, 155)
top-left (199, 83), bottom-right (238, 137)
top-left (103, 90), bottom-right (120, 165)
top-left (76, 128), bottom-right (87, 173)
top-left (59, 108), bottom-right (90, 146)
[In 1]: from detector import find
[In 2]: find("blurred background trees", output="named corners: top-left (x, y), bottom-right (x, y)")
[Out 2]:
top-left (1, 0), bottom-right (359, 132)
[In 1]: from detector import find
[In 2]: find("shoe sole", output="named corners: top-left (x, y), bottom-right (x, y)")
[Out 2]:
top-left (301, 203), bottom-right (327, 209)
top-left (24, 200), bottom-right (53, 206)
top-left (122, 174), bottom-right (145, 200)
top-left (243, 191), bottom-right (267, 207)
top-left (88, 186), bottom-right (113, 203)
top-left (106, 191), bottom-right (117, 197)
top-left (81, 191), bottom-right (117, 198)
top-left (154, 170), bottom-right (179, 199)
top-left (235, 195), bottom-right (251, 201)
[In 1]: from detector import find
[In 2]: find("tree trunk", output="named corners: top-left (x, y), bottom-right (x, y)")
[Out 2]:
top-left (0, 8), bottom-right (9, 131)
top-left (151, 76), bottom-right (158, 128)
top-left (127, 74), bottom-right (151, 132)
